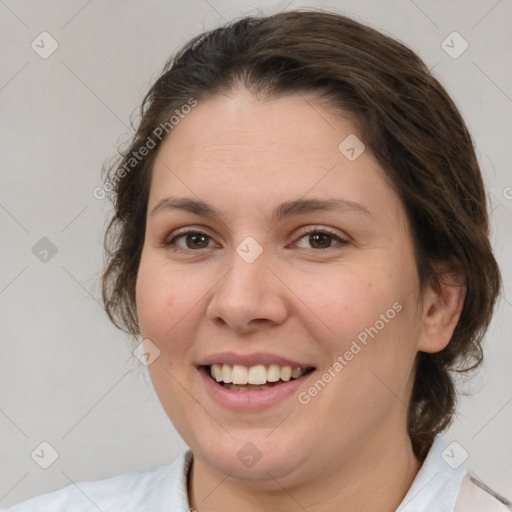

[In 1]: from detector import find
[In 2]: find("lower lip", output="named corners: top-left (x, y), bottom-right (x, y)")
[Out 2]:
top-left (198, 366), bottom-right (315, 411)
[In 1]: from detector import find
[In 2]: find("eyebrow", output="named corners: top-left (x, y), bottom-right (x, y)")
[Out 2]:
top-left (150, 196), bottom-right (372, 222)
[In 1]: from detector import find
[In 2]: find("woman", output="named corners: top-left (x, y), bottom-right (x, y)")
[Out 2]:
top-left (5, 9), bottom-right (509, 512)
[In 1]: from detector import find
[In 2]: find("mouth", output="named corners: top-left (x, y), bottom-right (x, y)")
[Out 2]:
top-left (202, 363), bottom-right (316, 391)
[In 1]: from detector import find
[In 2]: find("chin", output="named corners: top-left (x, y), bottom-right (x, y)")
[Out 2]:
top-left (193, 432), bottom-right (310, 483)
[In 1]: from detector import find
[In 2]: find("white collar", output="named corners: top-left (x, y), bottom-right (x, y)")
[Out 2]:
top-left (397, 435), bottom-right (467, 511)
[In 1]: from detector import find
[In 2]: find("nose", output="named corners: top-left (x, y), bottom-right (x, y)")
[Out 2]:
top-left (206, 246), bottom-right (289, 334)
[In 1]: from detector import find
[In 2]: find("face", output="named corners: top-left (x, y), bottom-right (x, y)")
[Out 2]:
top-left (136, 89), bottom-right (429, 486)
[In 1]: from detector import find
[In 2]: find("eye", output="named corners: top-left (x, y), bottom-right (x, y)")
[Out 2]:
top-left (293, 227), bottom-right (348, 250)
top-left (163, 226), bottom-right (348, 252)
top-left (167, 230), bottom-right (216, 250)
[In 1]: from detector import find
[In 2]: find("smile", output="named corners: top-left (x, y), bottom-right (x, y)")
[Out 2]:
top-left (206, 363), bottom-right (315, 391)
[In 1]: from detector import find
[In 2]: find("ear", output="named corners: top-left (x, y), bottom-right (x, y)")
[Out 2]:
top-left (417, 261), bottom-right (466, 353)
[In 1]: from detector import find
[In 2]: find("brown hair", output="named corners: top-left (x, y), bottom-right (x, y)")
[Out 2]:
top-left (101, 9), bottom-right (501, 459)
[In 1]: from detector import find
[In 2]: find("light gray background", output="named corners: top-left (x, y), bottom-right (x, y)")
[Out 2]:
top-left (1, 0), bottom-right (511, 508)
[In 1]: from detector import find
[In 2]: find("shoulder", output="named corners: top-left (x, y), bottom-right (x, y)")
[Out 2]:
top-left (1, 451), bottom-right (193, 512)
top-left (399, 435), bottom-right (511, 512)
top-left (454, 471), bottom-right (512, 512)
top-left (1, 466), bottom-right (170, 512)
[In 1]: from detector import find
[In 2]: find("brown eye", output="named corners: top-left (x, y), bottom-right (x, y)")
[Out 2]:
top-left (185, 233), bottom-right (210, 249)
top-left (169, 231), bottom-right (213, 250)
top-left (308, 233), bottom-right (334, 249)
top-left (294, 228), bottom-right (347, 250)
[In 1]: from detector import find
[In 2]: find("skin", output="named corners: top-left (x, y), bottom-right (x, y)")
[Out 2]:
top-left (135, 88), bottom-right (465, 512)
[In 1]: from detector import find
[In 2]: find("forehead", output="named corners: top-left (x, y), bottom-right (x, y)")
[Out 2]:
top-left (158, 89), bottom-right (356, 160)
top-left (149, 90), bottom-right (400, 224)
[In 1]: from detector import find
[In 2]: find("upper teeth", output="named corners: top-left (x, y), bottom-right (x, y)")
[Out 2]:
top-left (209, 364), bottom-right (308, 385)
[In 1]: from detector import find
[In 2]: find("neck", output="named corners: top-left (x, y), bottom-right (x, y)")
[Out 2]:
top-left (187, 429), bottom-right (423, 512)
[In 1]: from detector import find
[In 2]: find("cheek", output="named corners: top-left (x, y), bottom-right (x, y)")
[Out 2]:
top-left (289, 257), bottom-right (420, 396)
top-left (135, 256), bottom-right (190, 349)
top-left (290, 264), bottom-right (405, 345)
top-left (135, 258), bottom-right (199, 423)
top-left (136, 264), bottom-right (171, 339)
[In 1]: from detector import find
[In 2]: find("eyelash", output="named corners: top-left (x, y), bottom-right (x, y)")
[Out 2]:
top-left (164, 226), bottom-right (349, 252)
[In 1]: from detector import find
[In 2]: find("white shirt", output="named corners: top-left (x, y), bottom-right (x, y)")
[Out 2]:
top-left (3, 435), bottom-right (510, 511)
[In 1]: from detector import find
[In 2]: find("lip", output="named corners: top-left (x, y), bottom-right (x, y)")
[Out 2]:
top-left (198, 365), bottom-right (316, 411)
top-left (197, 352), bottom-right (314, 368)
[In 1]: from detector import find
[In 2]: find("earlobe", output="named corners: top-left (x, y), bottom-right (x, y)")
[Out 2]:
top-left (417, 262), bottom-right (466, 353)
